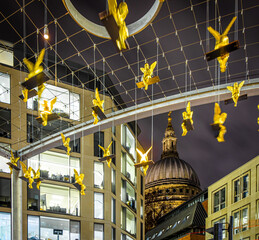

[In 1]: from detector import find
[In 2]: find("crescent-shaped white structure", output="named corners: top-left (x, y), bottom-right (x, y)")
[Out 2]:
top-left (62, 0), bottom-right (164, 39)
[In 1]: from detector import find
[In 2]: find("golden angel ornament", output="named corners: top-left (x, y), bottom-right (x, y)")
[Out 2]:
top-left (213, 103), bottom-right (227, 142)
top-left (108, 0), bottom-right (129, 50)
top-left (20, 162), bottom-right (34, 189)
top-left (208, 17), bottom-right (237, 72)
top-left (135, 146), bottom-right (154, 176)
top-left (98, 141), bottom-right (113, 167)
top-left (39, 97), bottom-right (57, 126)
top-left (8, 151), bottom-right (20, 174)
top-left (74, 169), bottom-right (86, 195)
top-left (32, 167), bottom-right (41, 190)
top-left (23, 48), bottom-right (46, 101)
top-left (226, 81), bottom-right (245, 107)
top-left (61, 133), bottom-right (71, 156)
top-left (92, 88), bottom-right (104, 125)
top-left (181, 102), bottom-right (194, 136)
top-left (140, 61), bottom-right (157, 90)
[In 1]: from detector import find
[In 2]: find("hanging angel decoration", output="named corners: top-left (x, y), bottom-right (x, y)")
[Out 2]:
top-left (20, 162), bottom-right (34, 189)
top-left (8, 151), bottom-right (20, 174)
top-left (212, 103), bottom-right (227, 142)
top-left (207, 17), bottom-right (238, 72)
top-left (39, 97), bottom-right (57, 126)
top-left (108, 0), bottom-right (129, 50)
top-left (61, 133), bottom-right (71, 156)
top-left (98, 141), bottom-right (114, 168)
top-left (74, 169), bottom-right (86, 195)
top-left (135, 146), bottom-right (154, 176)
top-left (22, 48), bottom-right (46, 102)
top-left (181, 102), bottom-right (194, 136)
top-left (92, 88), bottom-right (105, 125)
top-left (226, 81), bottom-right (245, 107)
top-left (32, 167), bottom-right (41, 190)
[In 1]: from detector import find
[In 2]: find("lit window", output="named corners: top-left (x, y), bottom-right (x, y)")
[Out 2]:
top-left (94, 132), bottom-right (104, 157)
top-left (121, 152), bottom-right (136, 184)
top-left (0, 212), bottom-right (11, 239)
top-left (111, 197), bottom-right (116, 224)
top-left (0, 72), bottom-right (10, 104)
top-left (27, 84), bottom-right (80, 121)
top-left (233, 173), bottom-right (249, 202)
top-left (94, 162), bottom-right (104, 189)
top-left (111, 167), bottom-right (116, 194)
top-left (121, 125), bottom-right (136, 159)
top-left (213, 187), bottom-right (226, 212)
top-left (121, 179), bottom-right (136, 211)
top-left (121, 207), bottom-right (136, 235)
top-left (94, 192), bottom-right (104, 219)
top-left (233, 206), bottom-right (249, 234)
top-left (28, 215), bottom-right (39, 239)
top-left (94, 223), bottom-right (104, 240)
top-left (0, 46), bottom-right (13, 66)
top-left (0, 143), bottom-right (11, 173)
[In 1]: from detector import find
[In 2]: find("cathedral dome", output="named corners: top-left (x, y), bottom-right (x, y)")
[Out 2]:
top-left (145, 156), bottom-right (200, 188)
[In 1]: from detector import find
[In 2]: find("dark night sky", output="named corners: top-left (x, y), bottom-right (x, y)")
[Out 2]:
top-left (138, 95), bottom-right (259, 189)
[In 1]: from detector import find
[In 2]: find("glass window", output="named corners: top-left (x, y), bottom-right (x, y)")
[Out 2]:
top-left (0, 47), bottom-right (13, 67)
top-left (0, 72), bottom-right (10, 104)
top-left (0, 107), bottom-right (11, 139)
top-left (141, 200), bottom-right (143, 219)
top-left (233, 206), bottom-right (249, 234)
top-left (112, 227), bottom-right (116, 240)
top-left (121, 125), bottom-right (136, 159)
top-left (141, 175), bottom-right (144, 195)
top-left (121, 152), bottom-right (136, 184)
top-left (112, 197), bottom-right (116, 224)
top-left (233, 173), bottom-right (249, 202)
top-left (27, 182), bottom-right (40, 211)
top-left (94, 162), bottom-right (104, 189)
top-left (121, 180), bottom-right (136, 211)
top-left (94, 132), bottom-right (104, 157)
top-left (70, 92), bottom-right (80, 121)
top-left (40, 216), bottom-right (69, 239)
top-left (213, 187), bottom-right (225, 212)
top-left (0, 212), bottom-right (11, 240)
top-left (111, 168), bottom-right (116, 195)
top-left (94, 192), bottom-right (104, 219)
top-left (94, 223), bottom-right (104, 240)
top-left (28, 215), bottom-right (40, 240)
top-left (28, 151), bottom-right (80, 183)
top-left (121, 207), bottom-right (136, 236)
top-left (0, 178), bottom-right (11, 207)
top-left (70, 221), bottom-right (80, 240)
top-left (0, 154), bottom-right (11, 173)
top-left (213, 218), bottom-right (226, 239)
top-left (121, 233), bottom-right (134, 240)
top-left (40, 183), bottom-right (79, 216)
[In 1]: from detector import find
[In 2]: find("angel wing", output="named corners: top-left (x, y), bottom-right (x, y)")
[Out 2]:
top-left (11, 150), bottom-right (14, 160)
top-left (145, 146), bottom-right (152, 157)
top-left (207, 27), bottom-right (220, 41)
top-left (223, 17), bottom-right (237, 36)
top-left (227, 86), bottom-right (234, 93)
top-left (150, 61), bottom-right (157, 73)
top-left (186, 102), bottom-right (191, 113)
top-left (214, 103), bottom-right (221, 116)
top-left (35, 48), bottom-right (45, 70)
top-left (66, 137), bottom-right (70, 144)
top-left (31, 168), bottom-right (36, 178)
top-left (108, 0), bottom-right (117, 16)
top-left (50, 97), bottom-right (57, 110)
top-left (136, 148), bottom-right (143, 157)
top-left (23, 58), bottom-right (34, 73)
top-left (238, 80), bottom-right (245, 90)
top-left (20, 161), bottom-right (27, 173)
top-left (107, 141), bottom-right (113, 150)
top-left (140, 67), bottom-right (145, 74)
top-left (61, 133), bottom-right (65, 143)
top-left (74, 169), bottom-right (79, 178)
top-left (95, 88), bottom-right (100, 102)
top-left (98, 145), bottom-right (105, 152)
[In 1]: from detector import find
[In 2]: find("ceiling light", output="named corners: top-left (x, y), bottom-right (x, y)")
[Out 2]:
top-left (43, 24), bottom-right (49, 39)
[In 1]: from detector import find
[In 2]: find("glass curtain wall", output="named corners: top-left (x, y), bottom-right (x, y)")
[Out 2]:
top-left (0, 212), bottom-right (11, 240)
top-left (121, 152), bottom-right (136, 184)
top-left (121, 125), bottom-right (136, 159)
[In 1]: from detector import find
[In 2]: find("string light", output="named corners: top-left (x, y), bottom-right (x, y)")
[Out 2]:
top-left (43, 24), bottom-right (49, 39)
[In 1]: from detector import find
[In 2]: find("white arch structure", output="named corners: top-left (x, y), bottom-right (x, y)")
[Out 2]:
top-left (10, 78), bottom-right (258, 160)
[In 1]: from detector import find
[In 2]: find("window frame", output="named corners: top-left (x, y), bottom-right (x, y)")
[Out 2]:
top-left (213, 186), bottom-right (226, 213)
top-left (232, 205), bottom-right (249, 235)
top-left (233, 171), bottom-right (250, 203)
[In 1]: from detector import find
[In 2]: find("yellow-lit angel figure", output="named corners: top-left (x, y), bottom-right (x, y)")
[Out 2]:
top-left (136, 146), bottom-right (152, 176)
top-left (20, 162), bottom-right (34, 189)
top-left (32, 167), bottom-right (41, 190)
top-left (39, 97), bottom-right (57, 126)
top-left (226, 80), bottom-right (245, 107)
top-left (74, 169), bottom-right (86, 195)
top-left (23, 48), bottom-right (46, 102)
top-left (208, 17), bottom-right (237, 72)
top-left (92, 88), bottom-right (104, 125)
top-left (140, 61), bottom-right (157, 90)
top-left (108, 0), bottom-right (129, 50)
top-left (9, 151), bottom-right (20, 174)
top-left (98, 141), bottom-right (113, 167)
top-left (213, 103), bottom-right (227, 142)
top-left (61, 133), bottom-right (71, 156)
top-left (181, 102), bottom-right (193, 136)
